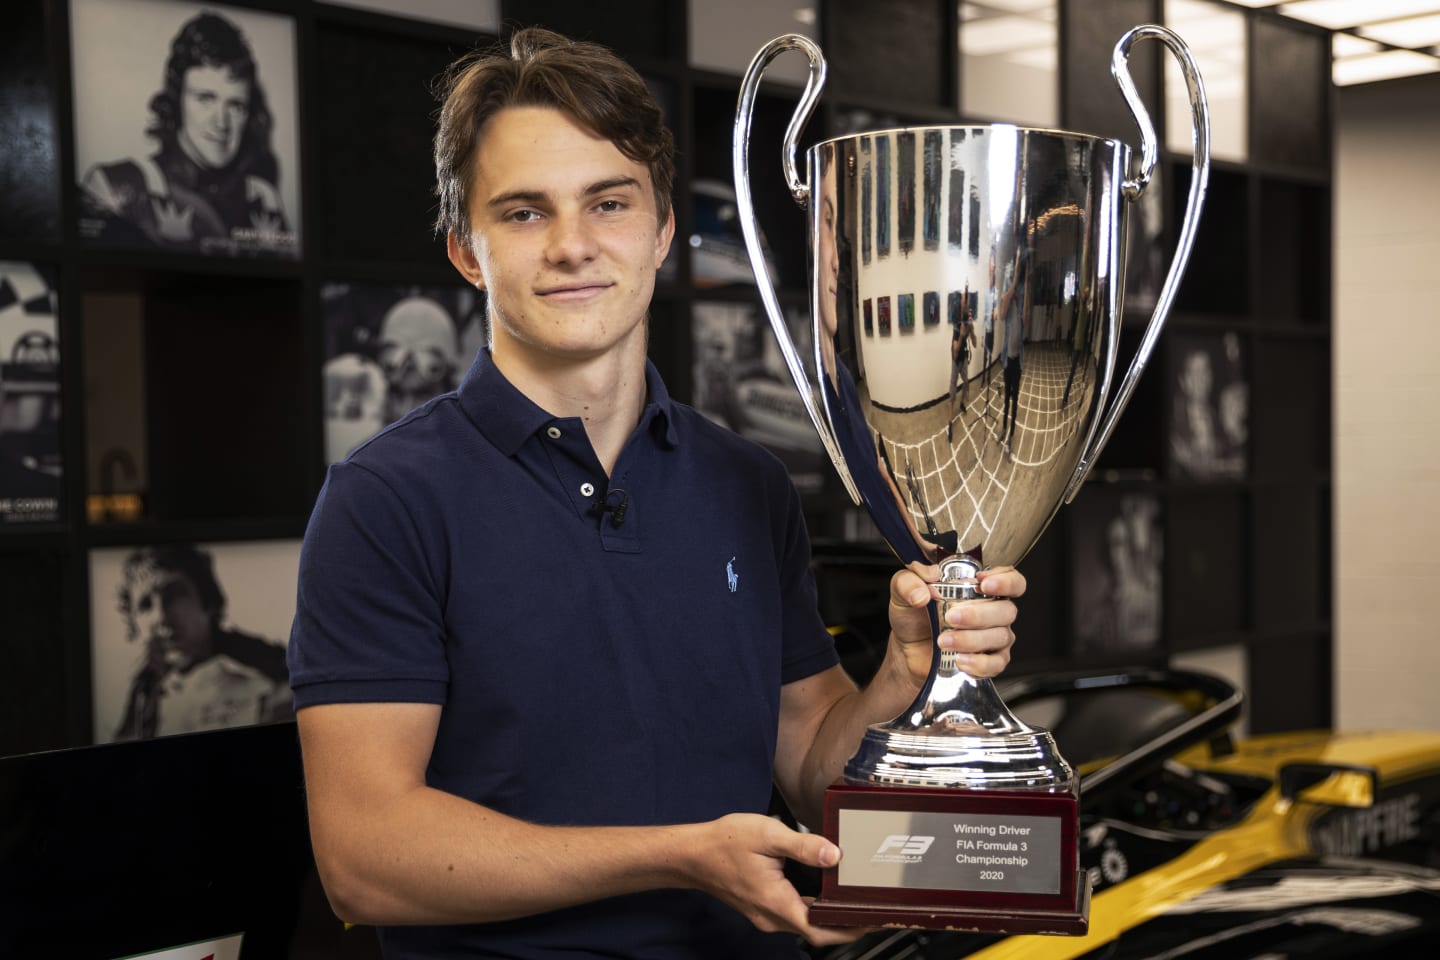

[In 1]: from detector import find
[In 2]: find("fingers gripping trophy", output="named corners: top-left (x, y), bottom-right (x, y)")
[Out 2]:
top-left (733, 27), bottom-right (1209, 934)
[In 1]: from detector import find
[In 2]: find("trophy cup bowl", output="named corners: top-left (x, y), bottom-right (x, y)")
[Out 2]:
top-left (733, 26), bottom-right (1210, 934)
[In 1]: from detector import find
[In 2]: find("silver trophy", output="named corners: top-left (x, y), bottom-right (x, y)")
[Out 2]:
top-left (734, 27), bottom-right (1209, 932)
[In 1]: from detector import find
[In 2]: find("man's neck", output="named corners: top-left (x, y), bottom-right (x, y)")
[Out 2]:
top-left (491, 335), bottom-right (648, 476)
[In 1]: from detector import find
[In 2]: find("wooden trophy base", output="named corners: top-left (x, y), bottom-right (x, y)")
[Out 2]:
top-left (808, 784), bottom-right (1090, 935)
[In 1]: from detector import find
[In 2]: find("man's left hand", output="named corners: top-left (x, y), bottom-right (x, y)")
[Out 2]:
top-left (889, 563), bottom-right (1024, 686)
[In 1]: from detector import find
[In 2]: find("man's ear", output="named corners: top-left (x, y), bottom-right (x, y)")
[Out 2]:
top-left (654, 206), bottom-right (676, 269)
top-left (446, 232), bottom-right (486, 290)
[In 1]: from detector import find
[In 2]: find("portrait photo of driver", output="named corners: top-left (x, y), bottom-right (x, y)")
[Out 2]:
top-left (70, 0), bottom-right (300, 258)
top-left (90, 540), bottom-right (300, 744)
top-left (320, 283), bottom-right (487, 463)
top-left (0, 260), bottom-right (62, 524)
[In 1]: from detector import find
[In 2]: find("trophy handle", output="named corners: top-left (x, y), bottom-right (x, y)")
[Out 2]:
top-left (732, 35), bottom-right (861, 504)
top-left (1063, 24), bottom-right (1211, 504)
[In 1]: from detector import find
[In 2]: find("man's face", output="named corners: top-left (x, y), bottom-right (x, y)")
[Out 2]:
top-left (129, 566), bottom-right (214, 671)
top-left (178, 64), bottom-right (250, 169)
top-left (450, 106), bottom-right (674, 368)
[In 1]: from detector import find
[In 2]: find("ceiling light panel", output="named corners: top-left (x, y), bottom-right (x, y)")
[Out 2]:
top-left (1357, 13), bottom-right (1440, 48)
top-left (1278, 0), bottom-right (1440, 31)
top-left (1332, 32), bottom-right (1383, 56)
top-left (1332, 47), bottom-right (1440, 83)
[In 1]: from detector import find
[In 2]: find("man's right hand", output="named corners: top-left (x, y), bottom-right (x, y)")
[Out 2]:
top-left (684, 813), bottom-right (864, 947)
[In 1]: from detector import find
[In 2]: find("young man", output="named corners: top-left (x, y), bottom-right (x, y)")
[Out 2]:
top-left (288, 27), bottom-right (1023, 958)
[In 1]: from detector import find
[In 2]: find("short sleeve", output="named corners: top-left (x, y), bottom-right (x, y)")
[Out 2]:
top-left (287, 460), bottom-right (450, 708)
top-left (775, 473), bottom-right (840, 685)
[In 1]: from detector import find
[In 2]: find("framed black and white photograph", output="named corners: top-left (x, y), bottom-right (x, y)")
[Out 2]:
top-left (1169, 330), bottom-right (1248, 481)
top-left (1070, 488), bottom-right (1163, 658)
top-left (89, 539), bottom-right (300, 744)
top-left (70, 0), bottom-right (301, 258)
top-left (691, 300), bottom-right (826, 497)
top-left (0, 1), bottom-right (61, 244)
top-left (0, 261), bottom-right (61, 525)
top-left (322, 282), bottom-right (486, 463)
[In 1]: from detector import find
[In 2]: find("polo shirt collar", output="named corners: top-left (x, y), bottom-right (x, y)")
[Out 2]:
top-left (457, 348), bottom-right (679, 456)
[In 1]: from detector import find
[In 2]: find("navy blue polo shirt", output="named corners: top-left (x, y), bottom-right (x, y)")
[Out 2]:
top-left (289, 348), bottom-right (838, 959)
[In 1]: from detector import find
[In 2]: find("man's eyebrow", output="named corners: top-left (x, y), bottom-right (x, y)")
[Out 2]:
top-left (584, 176), bottom-right (644, 196)
top-left (486, 189), bottom-right (548, 209)
top-left (485, 177), bottom-right (644, 209)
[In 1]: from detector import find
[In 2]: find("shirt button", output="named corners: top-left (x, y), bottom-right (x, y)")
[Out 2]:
top-left (546, 426), bottom-right (562, 439)
top-left (580, 482), bottom-right (595, 497)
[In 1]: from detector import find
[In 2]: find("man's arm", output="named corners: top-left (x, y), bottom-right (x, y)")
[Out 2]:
top-left (298, 700), bottom-right (865, 946)
top-left (772, 565), bottom-right (1024, 829)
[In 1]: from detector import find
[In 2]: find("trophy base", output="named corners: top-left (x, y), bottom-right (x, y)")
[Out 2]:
top-left (810, 870), bottom-right (1091, 934)
top-left (809, 783), bottom-right (1088, 935)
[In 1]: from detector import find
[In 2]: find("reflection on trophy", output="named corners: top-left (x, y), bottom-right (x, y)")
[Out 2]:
top-left (734, 26), bottom-right (1209, 933)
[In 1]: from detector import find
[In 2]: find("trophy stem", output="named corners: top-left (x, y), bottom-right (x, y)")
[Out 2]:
top-left (843, 555), bottom-right (1076, 792)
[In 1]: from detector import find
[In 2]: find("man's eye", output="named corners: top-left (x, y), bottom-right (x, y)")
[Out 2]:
top-left (508, 210), bottom-right (538, 223)
top-left (596, 200), bottom-right (624, 213)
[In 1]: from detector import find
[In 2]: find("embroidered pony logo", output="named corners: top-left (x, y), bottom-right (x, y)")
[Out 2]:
top-left (726, 557), bottom-right (739, 593)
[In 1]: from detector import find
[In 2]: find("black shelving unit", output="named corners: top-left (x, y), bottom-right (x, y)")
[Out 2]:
top-left (0, 0), bottom-right (1334, 756)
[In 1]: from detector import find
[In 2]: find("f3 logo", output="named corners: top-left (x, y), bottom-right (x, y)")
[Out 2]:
top-left (876, 834), bottom-right (935, 855)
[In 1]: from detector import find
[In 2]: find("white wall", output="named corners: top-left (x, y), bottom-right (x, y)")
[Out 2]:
top-left (1172, 644), bottom-right (1249, 737)
top-left (1333, 73), bottom-right (1440, 730)
top-left (688, 0), bottom-right (817, 85)
top-left (324, 0), bottom-right (498, 32)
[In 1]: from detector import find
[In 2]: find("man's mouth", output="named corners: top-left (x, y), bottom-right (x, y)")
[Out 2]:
top-left (536, 282), bottom-right (612, 302)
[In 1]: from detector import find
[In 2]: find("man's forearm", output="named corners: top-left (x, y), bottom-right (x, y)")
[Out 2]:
top-left (787, 642), bottom-right (924, 828)
top-left (313, 784), bottom-right (703, 926)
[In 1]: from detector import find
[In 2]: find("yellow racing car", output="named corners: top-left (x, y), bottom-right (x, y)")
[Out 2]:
top-left (813, 666), bottom-right (1440, 960)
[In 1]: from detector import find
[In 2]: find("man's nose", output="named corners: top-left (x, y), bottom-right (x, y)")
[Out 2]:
top-left (545, 211), bottom-right (598, 265)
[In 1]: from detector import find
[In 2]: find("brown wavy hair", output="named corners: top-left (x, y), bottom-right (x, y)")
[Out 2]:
top-left (433, 26), bottom-right (675, 245)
